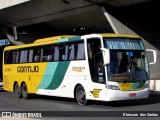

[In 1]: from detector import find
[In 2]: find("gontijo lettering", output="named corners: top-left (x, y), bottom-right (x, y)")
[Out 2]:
top-left (17, 66), bottom-right (39, 73)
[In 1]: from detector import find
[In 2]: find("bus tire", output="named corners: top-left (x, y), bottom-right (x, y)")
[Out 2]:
top-left (76, 85), bottom-right (87, 105)
top-left (14, 82), bottom-right (22, 98)
top-left (21, 83), bottom-right (29, 99)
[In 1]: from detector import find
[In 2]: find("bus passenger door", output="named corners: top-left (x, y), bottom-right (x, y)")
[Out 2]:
top-left (86, 36), bottom-right (106, 85)
top-left (86, 35), bottom-right (107, 100)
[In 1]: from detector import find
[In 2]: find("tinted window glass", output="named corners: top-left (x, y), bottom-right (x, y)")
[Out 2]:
top-left (41, 45), bottom-right (53, 62)
top-left (20, 50), bottom-right (28, 63)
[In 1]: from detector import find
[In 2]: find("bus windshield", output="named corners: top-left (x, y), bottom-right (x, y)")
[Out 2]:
top-left (103, 37), bottom-right (149, 82)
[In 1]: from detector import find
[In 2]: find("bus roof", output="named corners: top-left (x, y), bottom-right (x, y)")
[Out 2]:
top-left (4, 35), bottom-right (79, 50)
top-left (34, 35), bottom-right (78, 43)
top-left (100, 33), bottom-right (140, 38)
top-left (4, 33), bottom-right (141, 51)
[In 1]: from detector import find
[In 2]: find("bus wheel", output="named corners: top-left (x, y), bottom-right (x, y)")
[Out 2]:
top-left (14, 82), bottom-right (22, 98)
top-left (76, 85), bottom-right (87, 105)
top-left (21, 83), bottom-right (29, 99)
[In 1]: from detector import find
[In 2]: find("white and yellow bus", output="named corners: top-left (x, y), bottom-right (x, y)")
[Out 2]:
top-left (3, 33), bottom-right (156, 105)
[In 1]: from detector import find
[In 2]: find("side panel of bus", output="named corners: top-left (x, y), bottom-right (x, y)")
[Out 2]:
top-left (3, 36), bottom-right (108, 101)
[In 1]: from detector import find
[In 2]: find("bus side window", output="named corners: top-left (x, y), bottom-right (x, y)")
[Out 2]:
top-left (58, 43), bottom-right (68, 61)
top-left (33, 47), bottom-right (41, 62)
top-left (47, 55), bottom-right (53, 61)
top-left (20, 49), bottom-right (28, 63)
top-left (13, 50), bottom-right (19, 64)
top-left (28, 49), bottom-right (34, 62)
top-left (63, 45), bottom-right (68, 60)
top-left (68, 44), bottom-right (75, 60)
top-left (76, 43), bottom-right (85, 60)
top-left (5, 51), bottom-right (14, 64)
top-left (34, 55), bottom-right (40, 62)
top-left (68, 41), bottom-right (85, 61)
top-left (54, 46), bottom-right (59, 61)
top-left (41, 45), bottom-right (53, 62)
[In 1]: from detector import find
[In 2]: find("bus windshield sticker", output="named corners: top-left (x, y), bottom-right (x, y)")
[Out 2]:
top-left (129, 52), bottom-right (133, 57)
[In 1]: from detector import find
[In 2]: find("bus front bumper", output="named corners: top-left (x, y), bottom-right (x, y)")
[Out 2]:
top-left (106, 88), bottom-right (149, 101)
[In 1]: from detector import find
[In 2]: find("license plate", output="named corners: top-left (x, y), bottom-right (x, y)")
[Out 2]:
top-left (129, 93), bottom-right (137, 97)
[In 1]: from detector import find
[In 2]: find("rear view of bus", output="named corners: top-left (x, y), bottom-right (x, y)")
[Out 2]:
top-left (101, 34), bottom-right (155, 101)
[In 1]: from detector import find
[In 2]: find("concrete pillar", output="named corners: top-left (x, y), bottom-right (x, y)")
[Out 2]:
top-left (2, 27), bottom-right (24, 45)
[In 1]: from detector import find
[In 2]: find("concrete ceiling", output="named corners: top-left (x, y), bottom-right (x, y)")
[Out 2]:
top-left (0, 0), bottom-right (94, 27)
top-left (0, 0), bottom-right (153, 28)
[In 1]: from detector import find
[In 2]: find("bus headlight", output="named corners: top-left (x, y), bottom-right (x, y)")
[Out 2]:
top-left (107, 85), bottom-right (120, 90)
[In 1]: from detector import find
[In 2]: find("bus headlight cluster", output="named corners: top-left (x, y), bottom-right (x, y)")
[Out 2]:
top-left (107, 85), bottom-right (120, 90)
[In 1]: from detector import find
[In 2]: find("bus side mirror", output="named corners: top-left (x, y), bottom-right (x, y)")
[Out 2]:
top-left (146, 49), bottom-right (157, 64)
top-left (101, 48), bottom-right (110, 65)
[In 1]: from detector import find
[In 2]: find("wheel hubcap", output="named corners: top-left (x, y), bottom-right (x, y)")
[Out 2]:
top-left (78, 91), bottom-right (85, 100)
